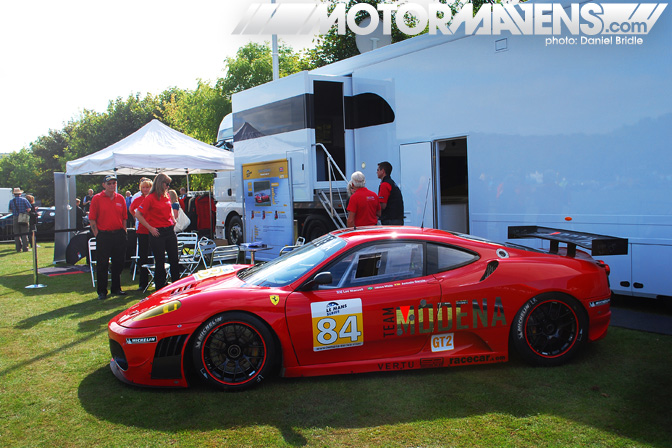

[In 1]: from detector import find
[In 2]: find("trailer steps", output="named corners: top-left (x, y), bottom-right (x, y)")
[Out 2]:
top-left (316, 188), bottom-right (347, 229)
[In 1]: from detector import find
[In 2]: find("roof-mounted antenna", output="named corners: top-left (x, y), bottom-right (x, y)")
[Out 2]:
top-left (420, 177), bottom-right (431, 229)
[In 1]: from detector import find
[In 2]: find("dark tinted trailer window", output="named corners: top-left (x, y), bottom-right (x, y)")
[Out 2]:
top-left (233, 95), bottom-right (308, 141)
top-left (314, 81), bottom-right (346, 181)
top-left (427, 243), bottom-right (479, 273)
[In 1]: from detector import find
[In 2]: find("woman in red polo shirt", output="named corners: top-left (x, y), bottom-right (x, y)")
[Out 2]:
top-left (129, 178), bottom-right (152, 291)
top-left (135, 173), bottom-right (180, 290)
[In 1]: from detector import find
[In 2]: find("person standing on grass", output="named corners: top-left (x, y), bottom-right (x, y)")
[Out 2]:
top-left (75, 198), bottom-right (85, 231)
top-left (25, 194), bottom-right (38, 248)
top-left (129, 178), bottom-right (153, 291)
top-left (135, 173), bottom-right (180, 291)
top-left (82, 188), bottom-right (94, 212)
top-left (9, 187), bottom-right (31, 252)
top-left (88, 175), bottom-right (128, 301)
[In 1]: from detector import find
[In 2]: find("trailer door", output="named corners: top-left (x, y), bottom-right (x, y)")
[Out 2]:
top-left (312, 77), bottom-right (353, 189)
top-left (435, 138), bottom-right (469, 234)
top-left (400, 142), bottom-right (435, 228)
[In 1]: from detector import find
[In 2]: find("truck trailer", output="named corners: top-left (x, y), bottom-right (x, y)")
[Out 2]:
top-left (215, 0), bottom-right (671, 299)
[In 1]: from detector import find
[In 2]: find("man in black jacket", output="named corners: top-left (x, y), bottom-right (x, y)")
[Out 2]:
top-left (376, 161), bottom-right (404, 225)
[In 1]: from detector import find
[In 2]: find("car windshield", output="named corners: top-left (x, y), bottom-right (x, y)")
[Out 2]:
top-left (237, 234), bottom-right (346, 287)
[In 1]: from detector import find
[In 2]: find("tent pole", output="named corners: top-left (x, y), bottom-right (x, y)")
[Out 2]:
top-left (186, 169), bottom-right (190, 192)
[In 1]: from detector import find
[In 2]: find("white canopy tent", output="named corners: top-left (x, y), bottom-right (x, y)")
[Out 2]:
top-left (66, 119), bottom-right (233, 176)
top-left (55, 119), bottom-right (233, 264)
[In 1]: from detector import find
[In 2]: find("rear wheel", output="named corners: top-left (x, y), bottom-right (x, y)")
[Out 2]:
top-left (192, 312), bottom-right (277, 391)
top-left (511, 293), bottom-right (588, 367)
top-left (302, 215), bottom-right (333, 242)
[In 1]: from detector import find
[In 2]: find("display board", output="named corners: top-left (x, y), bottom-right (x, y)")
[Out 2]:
top-left (242, 159), bottom-right (294, 261)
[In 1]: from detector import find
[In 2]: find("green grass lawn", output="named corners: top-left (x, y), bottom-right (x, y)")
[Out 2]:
top-left (1, 241), bottom-right (671, 447)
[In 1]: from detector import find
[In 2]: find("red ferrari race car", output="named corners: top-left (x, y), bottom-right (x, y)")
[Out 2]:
top-left (255, 193), bottom-right (270, 203)
top-left (108, 226), bottom-right (627, 391)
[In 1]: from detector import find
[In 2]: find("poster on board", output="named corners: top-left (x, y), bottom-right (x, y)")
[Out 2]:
top-left (242, 159), bottom-right (294, 261)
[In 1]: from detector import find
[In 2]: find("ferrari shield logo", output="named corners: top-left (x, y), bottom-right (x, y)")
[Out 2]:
top-left (270, 295), bottom-right (280, 306)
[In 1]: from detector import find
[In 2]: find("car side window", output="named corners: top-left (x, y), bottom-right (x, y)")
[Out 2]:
top-left (321, 242), bottom-right (424, 289)
top-left (427, 243), bottom-right (479, 273)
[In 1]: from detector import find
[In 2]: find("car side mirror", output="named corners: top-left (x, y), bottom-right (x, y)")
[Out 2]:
top-left (303, 271), bottom-right (332, 290)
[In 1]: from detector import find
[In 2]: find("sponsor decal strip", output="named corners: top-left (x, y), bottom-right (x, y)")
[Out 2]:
top-left (126, 336), bottom-right (157, 344)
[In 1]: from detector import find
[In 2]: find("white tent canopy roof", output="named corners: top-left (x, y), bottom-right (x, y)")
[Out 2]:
top-left (65, 119), bottom-right (233, 176)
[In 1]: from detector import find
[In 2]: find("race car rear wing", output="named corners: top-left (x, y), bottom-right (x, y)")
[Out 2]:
top-left (508, 226), bottom-right (628, 257)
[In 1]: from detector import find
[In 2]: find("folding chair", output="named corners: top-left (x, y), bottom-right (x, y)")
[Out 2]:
top-left (210, 245), bottom-right (240, 266)
top-left (176, 232), bottom-right (199, 276)
top-left (280, 236), bottom-right (306, 255)
top-left (88, 238), bottom-right (97, 287)
top-left (88, 237), bottom-right (111, 287)
top-left (196, 238), bottom-right (217, 270)
top-left (176, 232), bottom-right (198, 255)
top-left (142, 262), bottom-right (171, 293)
top-left (130, 239), bottom-right (140, 280)
top-left (178, 250), bottom-right (201, 277)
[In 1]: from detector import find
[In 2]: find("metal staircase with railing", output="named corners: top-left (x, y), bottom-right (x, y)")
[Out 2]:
top-left (313, 143), bottom-right (349, 230)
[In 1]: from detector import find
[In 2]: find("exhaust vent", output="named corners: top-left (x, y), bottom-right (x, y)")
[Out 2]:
top-left (480, 260), bottom-right (499, 282)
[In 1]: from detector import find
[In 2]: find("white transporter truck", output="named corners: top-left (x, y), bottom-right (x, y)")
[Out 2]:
top-left (216, 0), bottom-right (671, 299)
top-left (213, 113), bottom-right (245, 245)
top-left (0, 188), bottom-right (13, 214)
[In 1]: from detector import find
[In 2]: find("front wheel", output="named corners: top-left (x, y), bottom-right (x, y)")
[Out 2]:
top-left (192, 312), bottom-right (277, 391)
top-left (226, 215), bottom-right (243, 246)
top-left (511, 293), bottom-right (588, 367)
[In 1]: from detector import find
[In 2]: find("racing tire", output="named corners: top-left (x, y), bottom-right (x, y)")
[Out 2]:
top-left (192, 312), bottom-right (277, 391)
top-left (511, 293), bottom-right (588, 367)
top-left (226, 215), bottom-right (243, 246)
top-left (302, 215), bottom-right (333, 242)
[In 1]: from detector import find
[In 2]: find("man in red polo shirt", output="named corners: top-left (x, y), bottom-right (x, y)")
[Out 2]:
top-left (346, 171), bottom-right (380, 228)
top-left (88, 174), bottom-right (128, 300)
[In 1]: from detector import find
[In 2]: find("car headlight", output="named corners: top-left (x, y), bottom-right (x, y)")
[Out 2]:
top-left (132, 300), bottom-right (181, 321)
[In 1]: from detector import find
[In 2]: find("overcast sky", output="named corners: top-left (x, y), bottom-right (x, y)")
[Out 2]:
top-left (0, 0), bottom-right (318, 153)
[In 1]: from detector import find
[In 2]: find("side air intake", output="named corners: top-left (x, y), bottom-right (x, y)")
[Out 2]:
top-left (480, 260), bottom-right (499, 281)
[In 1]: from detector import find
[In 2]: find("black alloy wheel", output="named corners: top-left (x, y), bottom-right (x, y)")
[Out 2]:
top-left (511, 293), bottom-right (588, 367)
top-left (192, 312), bottom-right (277, 391)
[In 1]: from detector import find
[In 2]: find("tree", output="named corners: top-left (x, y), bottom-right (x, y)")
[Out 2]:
top-left (302, 0), bottom-right (417, 69)
top-left (162, 80), bottom-right (231, 145)
top-left (0, 149), bottom-right (40, 199)
top-left (160, 80), bottom-right (233, 193)
top-left (216, 42), bottom-right (309, 97)
top-left (29, 127), bottom-right (72, 205)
